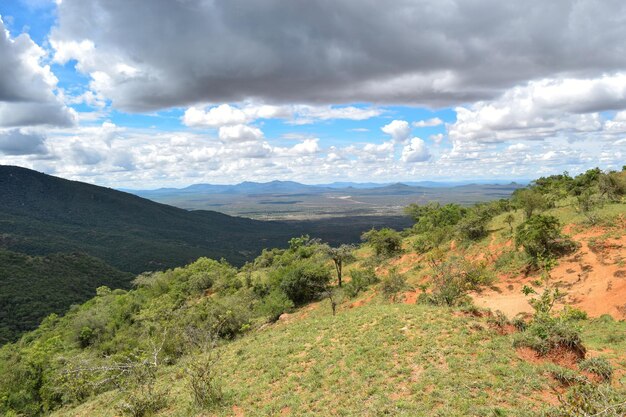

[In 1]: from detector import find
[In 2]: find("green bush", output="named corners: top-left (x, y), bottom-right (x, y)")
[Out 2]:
top-left (515, 215), bottom-right (577, 263)
top-left (456, 207), bottom-right (492, 241)
top-left (560, 307), bottom-right (588, 322)
top-left (425, 258), bottom-right (495, 307)
top-left (361, 228), bottom-right (402, 257)
top-left (412, 226), bottom-right (452, 254)
top-left (257, 289), bottom-right (294, 322)
top-left (344, 268), bottom-right (379, 298)
top-left (579, 357), bottom-right (613, 382)
top-left (274, 260), bottom-right (332, 305)
top-left (405, 202), bottom-right (465, 233)
top-left (513, 317), bottom-right (584, 356)
top-left (380, 268), bottom-right (408, 302)
top-left (512, 188), bottom-right (547, 219)
top-left (546, 382), bottom-right (626, 416)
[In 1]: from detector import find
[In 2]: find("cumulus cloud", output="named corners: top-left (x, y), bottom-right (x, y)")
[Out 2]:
top-left (382, 120), bottom-right (411, 143)
top-left (184, 104), bottom-right (248, 128)
top-left (50, 0), bottom-right (626, 111)
top-left (0, 129), bottom-right (48, 155)
top-left (401, 137), bottom-right (430, 163)
top-left (413, 118), bottom-right (443, 128)
top-left (0, 17), bottom-right (75, 127)
top-left (183, 103), bottom-right (381, 127)
top-left (218, 124), bottom-right (264, 142)
top-left (448, 74), bottom-right (626, 145)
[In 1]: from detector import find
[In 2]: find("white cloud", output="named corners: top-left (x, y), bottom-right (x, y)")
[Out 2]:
top-left (218, 124), bottom-right (264, 142)
top-left (0, 17), bottom-right (76, 127)
top-left (183, 103), bottom-right (381, 127)
top-left (413, 118), bottom-right (443, 128)
top-left (382, 120), bottom-right (411, 143)
top-left (448, 74), bottom-right (626, 145)
top-left (429, 133), bottom-right (444, 145)
top-left (401, 137), bottom-right (430, 163)
top-left (184, 104), bottom-right (248, 128)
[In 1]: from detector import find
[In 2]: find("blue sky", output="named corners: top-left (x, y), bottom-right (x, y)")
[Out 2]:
top-left (0, 0), bottom-right (625, 188)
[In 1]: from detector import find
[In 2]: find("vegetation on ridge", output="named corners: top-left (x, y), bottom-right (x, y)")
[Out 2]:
top-left (0, 167), bottom-right (625, 416)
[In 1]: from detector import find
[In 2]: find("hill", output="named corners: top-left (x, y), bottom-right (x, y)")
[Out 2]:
top-left (0, 250), bottom-right (132, 344)
top-left (0, 165), bottom-right (408, 273)
top-left (1, 167), bottom-right (625, 416)
top-left (0, 165), bottom-right (410, 343)
top-left (0, 165), bottom-right (300, 272)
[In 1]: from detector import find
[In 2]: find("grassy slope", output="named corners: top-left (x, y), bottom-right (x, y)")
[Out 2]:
top-left (51, 300), bottom-right (626, 417)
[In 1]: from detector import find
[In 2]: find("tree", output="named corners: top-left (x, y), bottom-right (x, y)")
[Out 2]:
top-left (576, 189), bottom-right (600, 224)
top-left (361, 228), bottom-right (402, 257)
top-left (598, 171), bottom-right (626, 201)
top-left (456, 206), bottom-right (492, 241)
top-left (325, 244), bottom-right (356, 287)
top-left (512, 189), bottom-right (547, 220)
top-left (405, 202), bottom-right (465, 233)
top-left (515, 215), bottom-right (576, 263)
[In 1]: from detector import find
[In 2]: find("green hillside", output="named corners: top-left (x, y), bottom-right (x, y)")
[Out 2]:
top-left (0, 250), bottom-right (132, 344)
top-left (0, 165), bottom-right (299, 272)
top-left (0, 166), bottom-right (409, 344)
top-left (1, 167), bottom-right (625, 416)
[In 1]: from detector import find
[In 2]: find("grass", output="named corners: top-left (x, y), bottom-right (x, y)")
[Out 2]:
top-left (52, 302), bottom-right (566, 417)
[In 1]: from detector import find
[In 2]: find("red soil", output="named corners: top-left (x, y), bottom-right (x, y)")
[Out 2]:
top-left (473, 225), bottom-right (626, 319)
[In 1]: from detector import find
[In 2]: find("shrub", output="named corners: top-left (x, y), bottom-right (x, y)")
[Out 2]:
top-left (456, 207), bottom-right (492, 241)
top-left (515, 215), bottom-right (577, 264)
top-left (274, 260), bottom-right (332, 305)
top-left (494, 250), bottom-right (530, 274)
top-left (511, 314), bottom-right (528, 331)
top-left (549, 366), bottom-right (586, 387)
top-left (579, 357), bottom-right (613, 382)
top-left (412, 226), bottom-right (452, 254)
top-left (344, 268), bottom-right (379, 298)
top-left (380, 268), bottom-right (408, 302)
top-left (361, 228), bottom-right (402, 257)
top-left (118, 387), bottom-right (168, 417)
top-left (512, 318), bottom-right (584, 356)
top-left (187, 355), bottom-right (224, 409)
top-left (512, 188), bottom-right (547, 219)
top-left (405, 202), bottom-right (466, 232)
top-left (115, 357), bottom-right (168, 417)
top-left (257, 289), bottom-right (294, 322)
top-left (560, 307), bottom-right (588, 322)
top-left (425, 258), bottom-right (495, 307)
top-left (547, 382), bottom-right (626, 417)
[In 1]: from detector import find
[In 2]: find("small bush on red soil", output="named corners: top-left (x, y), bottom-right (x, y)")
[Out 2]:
top-left (514, 266), bottom-right (586, 357)
top-left (578, 357), bottom-right (613, 382)
top-left (515, 215), bottom-right (578, 266)
top-left (422, 255), bottom-right (495, 307)
top-left (545, 382), bottom-right (626, 417)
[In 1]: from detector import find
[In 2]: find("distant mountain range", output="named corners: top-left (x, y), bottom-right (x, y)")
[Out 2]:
top-left (124, 179), bottom-right (526, 219)
top-left (125, 179), bottom-right (527, 196)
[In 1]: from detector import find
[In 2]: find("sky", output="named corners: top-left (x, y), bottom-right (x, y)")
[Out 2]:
top-left (0, 0), bottom-right (625, 188)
